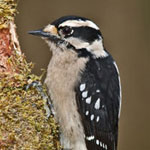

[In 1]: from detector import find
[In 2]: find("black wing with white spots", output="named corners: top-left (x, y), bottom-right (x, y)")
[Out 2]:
top-left (75, 55), bottom-right (121, 150)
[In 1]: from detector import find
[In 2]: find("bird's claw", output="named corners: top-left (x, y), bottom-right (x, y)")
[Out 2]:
top-left (25, 81), bottom-right (55, 118)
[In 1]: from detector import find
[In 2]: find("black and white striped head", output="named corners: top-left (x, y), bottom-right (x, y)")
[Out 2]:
top-left (29, 16), bottom-right (108, 58)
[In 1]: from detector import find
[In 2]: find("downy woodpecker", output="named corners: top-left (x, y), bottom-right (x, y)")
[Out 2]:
top-left (29, 16), bottom-right (121, 150)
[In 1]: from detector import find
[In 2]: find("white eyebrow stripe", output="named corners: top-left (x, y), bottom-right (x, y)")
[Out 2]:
top-left (59, 20), bottom-right (99, 30)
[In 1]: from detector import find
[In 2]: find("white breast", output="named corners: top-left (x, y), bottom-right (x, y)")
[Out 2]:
top-left (45, 49), bottom-right (88, 150)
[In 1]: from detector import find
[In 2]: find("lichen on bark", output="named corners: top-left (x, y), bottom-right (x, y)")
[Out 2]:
top-left (0, 64), bottom-right (61, 150)
top-left (0, 0), bottom-right (17, 29)
top-left (0, 0), bottom-right (61, 149)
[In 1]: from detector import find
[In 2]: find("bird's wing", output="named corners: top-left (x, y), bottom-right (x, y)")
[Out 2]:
top-left (75, 57), bottom-right (121, 150)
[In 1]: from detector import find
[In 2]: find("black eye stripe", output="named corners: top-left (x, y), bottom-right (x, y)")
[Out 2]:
top-left (72, 26), bottom-right (101, 35)
top-left (58, 26), bottom-right (102, 43)
top-left (71, 27), bottom-right (101, 43)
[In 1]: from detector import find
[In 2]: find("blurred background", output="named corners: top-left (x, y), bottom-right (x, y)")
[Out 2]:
top-left (16, 0), bottom-right (150, 150)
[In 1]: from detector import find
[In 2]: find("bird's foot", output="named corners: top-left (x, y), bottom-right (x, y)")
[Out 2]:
top-left (24, 81), bottom-right (55, 118)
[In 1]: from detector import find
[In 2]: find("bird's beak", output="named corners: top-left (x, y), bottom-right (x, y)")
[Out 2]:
top-left (28, 29), bottom-right (51, 37)
top-left (28, 25), bottom-right (58, 38)
top-left (28, 25), bottom-right (64, 45)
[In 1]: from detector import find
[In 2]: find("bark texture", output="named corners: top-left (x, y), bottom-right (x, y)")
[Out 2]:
top-left (0, 1), bottom-right (61, 149)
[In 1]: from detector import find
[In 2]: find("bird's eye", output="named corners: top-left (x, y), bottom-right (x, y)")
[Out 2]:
top-left (62, 26), bottom-right (73, 35)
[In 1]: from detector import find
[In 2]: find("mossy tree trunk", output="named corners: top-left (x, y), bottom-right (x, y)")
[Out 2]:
top-left (0, 1), bottom-right (61, 149)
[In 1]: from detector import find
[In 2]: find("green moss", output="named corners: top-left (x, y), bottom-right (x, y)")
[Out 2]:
top-left (0, 0), bottom-right (17, 28)
top-left (0, 1), bottom-right (61, 149)
top-left (0, 51), bottom-right (61, 150)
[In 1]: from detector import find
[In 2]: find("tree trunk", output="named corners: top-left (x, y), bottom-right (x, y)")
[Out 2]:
top-left (0, 1), bottom-right (61, 149)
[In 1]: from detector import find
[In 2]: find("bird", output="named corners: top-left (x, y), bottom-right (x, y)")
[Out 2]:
top-left (29, 15), bottom-right (122, 150)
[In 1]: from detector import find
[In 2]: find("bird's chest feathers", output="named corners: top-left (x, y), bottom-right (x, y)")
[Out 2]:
top-left (45, 50), bottom-right (88, 117)
top-left (45, 50), bottom-right (88, 145)
top-left (46, 51), bottom-right (87, 94)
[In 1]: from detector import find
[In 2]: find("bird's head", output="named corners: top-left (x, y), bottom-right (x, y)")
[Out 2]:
top-left (29, 16), bottom-right (108, 58)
